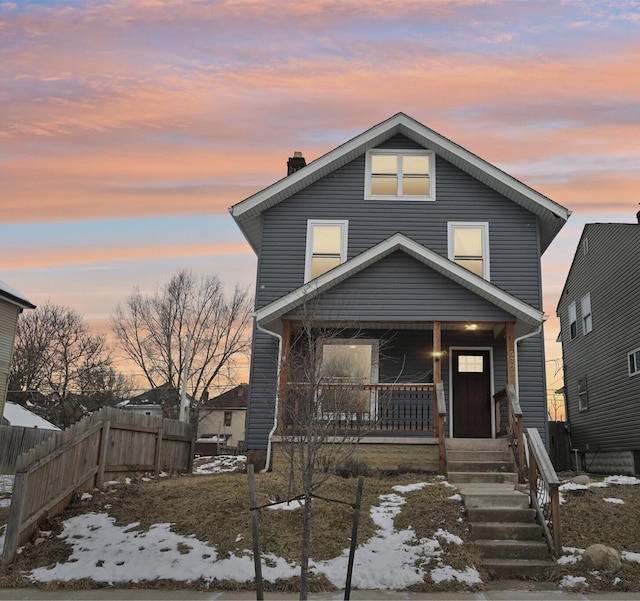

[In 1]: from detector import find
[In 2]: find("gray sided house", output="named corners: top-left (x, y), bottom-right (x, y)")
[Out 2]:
top-left (557, 219), bottom-right (640, 475)
top-left (230, 113), bottom-right (570, 469)
top-left (0, 281), bottom-right (36, 420)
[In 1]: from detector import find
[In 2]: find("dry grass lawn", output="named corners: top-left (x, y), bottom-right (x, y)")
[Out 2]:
top-left (0, 463), bottom-right (639, 593)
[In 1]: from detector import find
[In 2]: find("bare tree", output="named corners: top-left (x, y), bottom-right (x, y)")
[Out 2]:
top-left (277, 315), bottom-right (395, 599)
top-left (111, 269), bottom-right (252, 406)
top-left (9, 302), bottom-right (115, 425)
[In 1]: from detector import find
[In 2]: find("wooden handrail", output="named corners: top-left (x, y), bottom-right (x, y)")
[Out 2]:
top-left (527, 428), bottom-right (562, 556)
top-left (436, 382), bottom-right (447, 475)
top-left (493, 384), bottom-right (526, 483)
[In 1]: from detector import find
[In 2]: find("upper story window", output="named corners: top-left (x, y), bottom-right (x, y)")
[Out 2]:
top-left (628, 348), bottom-right (640, 377)
top-left (365, 149), bottom-right (434, 200)
top-left (448, 222), bottom-right (490, 280)
top-left (581, 293), bottom-right (592, 335)
top-left (568, 302), bottom-right (577, 340)
top-left (578, 377), bottom-right (589, 411)
top-left (305, 220), bottom-right (348, 282)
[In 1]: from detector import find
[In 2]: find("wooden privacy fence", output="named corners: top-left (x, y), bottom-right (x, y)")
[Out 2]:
top-left (0, 425), bottom-right (57, 474)
top-left (2, 407), bottom-right (193, 564)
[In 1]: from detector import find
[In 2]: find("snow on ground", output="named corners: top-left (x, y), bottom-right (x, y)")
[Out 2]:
top-left (604, 497), bottom-right (624, 504)
top-left (193, 454), bottom-right (246, 474)
top-left (0, 475), bottom-right (14, 496)
top-left (560, 575), bottom-right (587, 588)
top-left (26, 478), bottom-right (480, 590)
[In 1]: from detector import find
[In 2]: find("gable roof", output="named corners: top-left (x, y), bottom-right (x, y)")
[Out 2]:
top-left (230, 112), bottom-right (570, 254)
top-left (0, 280), bottom-right (36, 310)
top-left (201, 383), bottom-right (248, 410)
top-left (255, 233), bottom-right (544, 338)
top-left (556, 222), bottom-right (640, 314)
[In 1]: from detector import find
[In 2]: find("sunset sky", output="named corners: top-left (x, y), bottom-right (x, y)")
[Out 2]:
top-left (2, 0), bottom-right (639, 401)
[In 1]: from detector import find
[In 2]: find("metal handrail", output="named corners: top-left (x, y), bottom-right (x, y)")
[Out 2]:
top-left (526, 427), bottom-right (562, 555)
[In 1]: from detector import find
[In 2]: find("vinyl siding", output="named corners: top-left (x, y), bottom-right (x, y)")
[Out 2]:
top-left (558, 224), bottom-right (640, 452)
top-left (246, 134), bottom-right (547, 449)
top-left (0, 301), bottom-right (20, 419)
top-left (283, 251), bottom-right (515, 323)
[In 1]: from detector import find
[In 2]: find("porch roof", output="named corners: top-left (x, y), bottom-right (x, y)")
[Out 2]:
top-left (255, 233), bottom-right (544, 338)
top-left (230, 112), bottom-right (570, 254)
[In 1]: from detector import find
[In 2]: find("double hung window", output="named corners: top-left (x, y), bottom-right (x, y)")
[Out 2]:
top-left (366, 150), bottom-right (434, 200)
top-left (628, 348), bottom-right (640, 377)
top-left (448, 222), bottom-right (490, 279)
top-left (568, 302), bottom-right (577, 340)
top-left (304, 220), bottom-right (348, 282)
top-left (581, 293), bottom-right (592, 335)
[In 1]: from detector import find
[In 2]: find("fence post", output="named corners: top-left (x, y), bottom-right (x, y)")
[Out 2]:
top-left (154, 427), bottom-right (164, 476)
top-left (96, 419), bottom-right (111, 488)
top-left (187, 425), bottom-right (196, 474)
top-left (247, 464), bottom-right (264, 600)
top-left (2, 470), bottom-right (28, 565)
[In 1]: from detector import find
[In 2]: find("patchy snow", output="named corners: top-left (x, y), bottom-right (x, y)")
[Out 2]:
top-left (560, 575), bottom-right (587, 588)
top-left (266, 499), bottom-right (304, 511)
top-left (431, 566), bottom-right (481, 584)
top-left (193, 454), bottom-right (246, 474)
top-left (392, 481), bottom-right (432, 493)
top-left (448, 493), bottom-right (463, 501)
top-left (604, 497), bottom-right (624, 504)
top-left (559, 482), bottom-right (589, 492)
top-left (622, 551), bottom-right (640, 564)
top-left (558, 554), bottom-right (581, 565)
top-left (0, 475), bottom-right (14, 495)
top-left (24, 479), bottom-right (479, 591)
top-left (0, 498), bottom-right (11, 508)
top-left (80, 493), bottom-right (93, 501)
top-left (605, 475), bottom-right (640, 486)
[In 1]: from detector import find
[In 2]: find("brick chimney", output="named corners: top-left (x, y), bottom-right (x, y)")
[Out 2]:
top-left (287, 151), bottom-right (306, 175)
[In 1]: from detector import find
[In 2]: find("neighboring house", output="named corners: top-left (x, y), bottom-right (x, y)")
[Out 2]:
top-left (556, 217), bottom-right (640, 475)
top-left (230, 112), bottom-right (570, 468)
top-left (127, 382), bottom-right (195, 420)
top-left (0, 281), bottom-right (36, 419)
top-left (197, 383), bottom-right (248, 448)
top-left (2, 401), bottom-right (60, 431)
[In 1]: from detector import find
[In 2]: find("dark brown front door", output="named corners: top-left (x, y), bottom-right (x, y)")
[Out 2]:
top-left (452, 349), bottom-right (491, 438)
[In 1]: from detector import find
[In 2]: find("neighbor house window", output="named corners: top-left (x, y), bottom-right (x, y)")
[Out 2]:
top-left (224, 411), bottom-right (232, 427)
top-left (581, 293), bottom-right (592, 335)
top-left (365, 150), bottom-right (434, 200)
top-left (578, 377), bottom-right (589, 411)
top-left (629, 348), bottom-right (640, 377)
top-left (568, 302), bottom-right (577, 340)
top-left (448, 222), bottom-right (490, 279)
top-left (305, 220), bottom-right (348, 282)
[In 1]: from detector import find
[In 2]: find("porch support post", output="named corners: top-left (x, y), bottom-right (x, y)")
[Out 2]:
top-left (277, 320), bottom-right (291, 435)
top-left (433, 322), bottom-right (442, 384)
top-left (433, 322), bottom-right (447, 475)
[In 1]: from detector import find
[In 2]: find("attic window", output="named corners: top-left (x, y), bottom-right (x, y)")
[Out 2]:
top-left (365, 149), bottom-right (434, 200)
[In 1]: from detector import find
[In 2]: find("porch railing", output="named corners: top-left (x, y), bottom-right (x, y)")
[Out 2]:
top-left (527, 427), bottom-right (562, 556)
top-left (436, 382), bottom-right (447, 475)
top-left (282, 383), bottom-right (435, 432)
top-left (493, 385), bottom-right (526, 482)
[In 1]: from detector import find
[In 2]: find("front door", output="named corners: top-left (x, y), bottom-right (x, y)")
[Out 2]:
top-left (451, 349), bottom-right (491, 438)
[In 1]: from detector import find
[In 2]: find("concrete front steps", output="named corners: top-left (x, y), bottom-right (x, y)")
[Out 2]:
top-left (446, 438), bottom-right (555, 580)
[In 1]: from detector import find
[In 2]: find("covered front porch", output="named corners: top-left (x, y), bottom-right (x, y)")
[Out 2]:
top-left (275, 318), bottom-right (522, 453)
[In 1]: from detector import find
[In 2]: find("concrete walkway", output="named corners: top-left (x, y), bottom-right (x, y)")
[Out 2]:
top-left (1, 585), bottom-right (639, 600)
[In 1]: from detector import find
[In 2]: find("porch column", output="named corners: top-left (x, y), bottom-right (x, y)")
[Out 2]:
top-left (432, 322), bottom-right (442, 384)
top-left (277, 320), bottom-right (292, 434)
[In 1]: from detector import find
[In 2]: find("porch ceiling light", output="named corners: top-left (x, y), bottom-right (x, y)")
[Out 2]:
top-left (465, 323), bottom-right (478, 330)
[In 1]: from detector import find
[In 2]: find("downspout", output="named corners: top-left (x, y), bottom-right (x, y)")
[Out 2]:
top-left (256, 321), bottom-right (282, 473)
top-left (513, 324), bottom-right (542, 397)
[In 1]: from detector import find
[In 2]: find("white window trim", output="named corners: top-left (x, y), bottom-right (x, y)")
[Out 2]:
top-left (628, 347), bottom-right (640, 377)
top-left (581, 292), bottom-right (592, 335)
top-left (319, 338), bottom-right (380, 419)
top-left (304, 219), bottom-right (348, 283)
top-left (447, 222), bottom-right (491, 280)
top-left (365, 148), bottom-right (435, 201)
top-left (578, 377), bottom-right (589, 412)
top-left (568, 302), bottom-right (577, 340)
